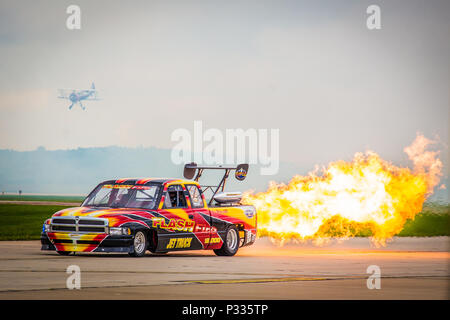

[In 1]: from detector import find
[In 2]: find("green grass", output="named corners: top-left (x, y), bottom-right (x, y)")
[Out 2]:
top-left (0, 204), bottom-right (73, 240)
top-left (0, 194), bottom-right (85, 203)
top-left (398, 203), bottom-right (450, 237)
top-left (0, 202), bottom-right (448, 241)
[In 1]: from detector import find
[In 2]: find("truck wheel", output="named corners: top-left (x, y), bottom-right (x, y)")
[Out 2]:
top-left (128, 231), bottom-right (147, 257)
top-left (214, 225), bottom-right (239, 256)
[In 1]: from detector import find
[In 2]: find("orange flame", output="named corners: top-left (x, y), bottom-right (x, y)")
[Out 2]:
top-left (243, 134), bottom-right (443, 246)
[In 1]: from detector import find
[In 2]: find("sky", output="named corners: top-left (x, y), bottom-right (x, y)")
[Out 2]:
top-left (0, 0), bottom-right (448, 179)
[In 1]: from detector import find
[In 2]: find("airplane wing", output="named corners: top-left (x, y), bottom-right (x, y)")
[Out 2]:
top-left (84, 90), bottom-right (100, 100)
top-left (57, 89), bottom-right (72, 99)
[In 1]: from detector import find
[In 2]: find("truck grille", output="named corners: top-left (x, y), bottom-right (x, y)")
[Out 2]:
top-left (50, 216), bottom-right (108, 234)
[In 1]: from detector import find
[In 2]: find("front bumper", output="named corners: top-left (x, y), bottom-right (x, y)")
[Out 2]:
top-left (41, 232), bottom-right (134, 253)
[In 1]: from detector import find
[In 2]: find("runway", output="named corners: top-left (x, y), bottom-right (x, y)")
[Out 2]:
top-left (0, 237), bottom-right (448, 299)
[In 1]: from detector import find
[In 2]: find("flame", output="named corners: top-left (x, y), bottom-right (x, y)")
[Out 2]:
top-left (243, 134), bottom-right (443, 246)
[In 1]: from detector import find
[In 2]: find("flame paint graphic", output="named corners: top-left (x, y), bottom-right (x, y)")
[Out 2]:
top-left (243, 134), bottom-right (443, 246)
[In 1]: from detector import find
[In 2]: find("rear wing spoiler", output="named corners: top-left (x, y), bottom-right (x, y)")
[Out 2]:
top-left (183, 163), bottom-right (249, 205)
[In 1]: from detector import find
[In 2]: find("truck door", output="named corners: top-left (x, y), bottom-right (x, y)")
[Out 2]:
top-left (185, 184), bottom-right (212, 248)
top-left (158, 184), bottom-right (207, 251)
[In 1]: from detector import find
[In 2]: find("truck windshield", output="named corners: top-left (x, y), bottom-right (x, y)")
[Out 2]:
top-left (82, 184), bottom-right (161, 209)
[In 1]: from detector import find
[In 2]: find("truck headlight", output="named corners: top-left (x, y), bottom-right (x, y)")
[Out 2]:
top-left (42, 221), bottom-right (50, 233)
top-left (109, 227), bottom-right (130, 236)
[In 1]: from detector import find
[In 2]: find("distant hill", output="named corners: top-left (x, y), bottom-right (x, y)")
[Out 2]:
top-left (0, 147), bottom-right (447, 203)
top-left (0, 147), bottom-right (305, 196)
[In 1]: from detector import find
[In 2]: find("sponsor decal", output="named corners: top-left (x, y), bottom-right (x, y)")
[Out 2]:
top-left (131, 185), bottom-right (151, 190)
top-left (195, 225), bottom-right (218, 233)
top-left (235, 168), bottom-right (247, 181)
top-left (152, 218), bottom-right (195, 232)
top-left (205, 237), bottom-right (221, 244)
top-left (166, 237), bottom-right (193, 249)
top-left (103, 184), bottom-right (150, 190)
top-left (244, 208), bottom-right (255, 218)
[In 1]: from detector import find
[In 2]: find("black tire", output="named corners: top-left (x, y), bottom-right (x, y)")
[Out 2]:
top-left (214, 225), bottom-right (240, 256)
top-left (128, 230), bottom-right (148, 257)
top-left (57, 251), bottom-right (73, 256)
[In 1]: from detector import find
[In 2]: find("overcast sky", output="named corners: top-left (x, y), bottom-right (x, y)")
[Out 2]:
top-left (0, 0), bottom-right (448, 176)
